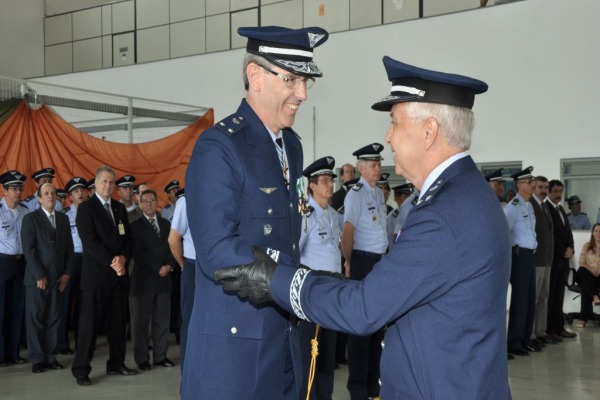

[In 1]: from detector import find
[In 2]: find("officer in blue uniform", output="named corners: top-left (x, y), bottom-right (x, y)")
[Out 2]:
top-left (485, 168), bottom-right (507, 206)
top-left (86, 178), bottom-right (95, 198)
top-left (182, 25), bottom-right (329, 400)
top-left (57, 177), bottom-right (87, 355)
top-left (23, 168), bottom-right (63, 212)
top-left (504, 166), bottom-right (539, 356)
top-left (0, 170), bottom-right (29, 366)
top-left (215, 56), bottom-right (512, 400)
top-left (566, 195), bottom-right (591, 230)
top-left (160, 180), bottom-right (179, 222)
top-left (376, 173), bottom-right (393, 215)
top-left (386, 183), bottom-right (413, 248)
top-left (341, 143), bottom-right (387, 400)
top-left (297, 157), bottom-right (342, 400)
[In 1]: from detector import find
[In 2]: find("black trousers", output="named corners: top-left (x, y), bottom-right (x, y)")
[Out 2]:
top-left (298, 321), bottom-right (337, 400)
top-left (25, 284), bottom-right (61, 364)
top-left (576, 268), bottom-right (600, 322)
top-left (347, 250), bottom-right (384, 398)
top-left (58, 253), bottom-right (82, 351)
top-left (0, 256), bottom-right (25, 362)
top-left (71, 286), bottom-right (128, 377)
top-left (547, 258), bottom-right (569, 334)
top-left (507, 249), bottom-right (536, 351)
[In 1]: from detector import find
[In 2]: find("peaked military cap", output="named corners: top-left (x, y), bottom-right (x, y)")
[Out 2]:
top-left (175, 188), bottom-right (185, 198)
top-left (567, 195), bottom-right (582, 206)
top-left (87, 178), bottom-right (96, 190)
top-left (238, 26), bottom-right (329, 77)
top-left (303, 156), bottom-right (336, 178)
top-left (378, 173), bottom-right (390, 185)
top-left (116, 175), bottom-right (136, 187)
top-left (353, 143), bottom-right (384, 161)
top-left (0, 170), bottom-right (26, 187)
top-left (31, 167), bottom-right (55, 181)
top-left (484, 168), bottom-right (506, 182)
top-left (343, 178), bottom-right (360, 189)
top-left (392, 183), bottom-right (414, 195)
top-left (133, 184), bottom-right (140, 194)
top-left (66, 177), bottom-right (87, 193)
top-left (511, 166), bottom-right (534, 181)
top-left (164, 179), bottom-right (180, 193)
top-left (56, 189), bottom-right (67, 198)
top-left (372, 56), bottom-right (488, 112)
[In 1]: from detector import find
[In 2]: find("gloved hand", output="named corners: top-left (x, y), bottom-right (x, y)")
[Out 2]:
top-left (213, 246), bottom-right (277, 304)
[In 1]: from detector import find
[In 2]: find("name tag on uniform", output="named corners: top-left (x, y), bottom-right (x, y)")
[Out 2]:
top-left (118, 222), bottom-right (125, 236)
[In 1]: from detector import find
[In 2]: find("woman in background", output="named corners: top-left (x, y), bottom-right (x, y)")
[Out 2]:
top-left (576, 223), bottom-right (600, 327)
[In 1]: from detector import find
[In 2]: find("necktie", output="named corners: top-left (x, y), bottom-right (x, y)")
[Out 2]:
top-left (149, 217), bottom-right (160, 238)
top-left (49, 214), bottom-right (55, 229)
top-left (275, 137), bottom-right (289, 189)
top-left (104, 202), bottom-right (115, 225)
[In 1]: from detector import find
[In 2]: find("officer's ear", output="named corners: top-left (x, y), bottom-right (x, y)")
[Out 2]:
top-left (423, 117), bottom-right (440, 151)
top-left (246, 63), bottom-right (263, 92)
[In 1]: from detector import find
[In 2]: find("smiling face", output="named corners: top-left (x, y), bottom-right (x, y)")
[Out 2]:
top-left (246, 62), bottom-right (308, 133)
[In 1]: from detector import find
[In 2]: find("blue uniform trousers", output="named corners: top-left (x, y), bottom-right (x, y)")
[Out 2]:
top-left (507, 248), bottom-right (536, 351)
top-left (298, 321), bottom-right (337, 400)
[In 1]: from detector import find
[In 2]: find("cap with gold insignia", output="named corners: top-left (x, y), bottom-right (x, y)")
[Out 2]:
top-left (511, 166), bottom-right (534, 181)
top-left (175, 188), bottom-right (185, 198)
top-left (353, 143), bottom-right (384, 161)
top-left (484, 168), bottom-right (506, 182)
top-left (66, 177), bottom-right (87, 192)
top-left (31, 167), bottom-right (55, 181)
top-left (0, 170), bottom-right (26, 187)
top-left (392, 183), bottom-right (413, 195)
top-left (87, 178), bottom-right (96, 190)
top-left (164, 179), bottom-right (180, 193)
top-left (372, 56), bottom-right (488, 112)
top-left (303, 157), bottom-right (336, 178)
top-left (238, 26), bottom-right (329, 77)
top-left (116, 175), bottom-right (136, 187)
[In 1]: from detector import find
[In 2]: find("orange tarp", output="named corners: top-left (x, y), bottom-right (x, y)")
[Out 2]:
top-left (0, 99), bottom-right (213, 208)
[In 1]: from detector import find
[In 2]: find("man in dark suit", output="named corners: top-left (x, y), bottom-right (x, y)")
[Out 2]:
top-left (130, 189), bottom-right (174, 371)
top-left (182, 26), bottom-right (329, 400)
top-left (21, 183), bottom-right (74, 373)
top-left (545, 179), bottom-right (577, 341)
top-left (215, 57), bottom-right (512, 399)
top-left (330, 163), bottom-right (355, 211)
top-left (71, 165), bottom-right (136, 386)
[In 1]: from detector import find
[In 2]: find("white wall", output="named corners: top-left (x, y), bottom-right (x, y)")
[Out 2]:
top-left (34, 0), bottom-right (600, 181)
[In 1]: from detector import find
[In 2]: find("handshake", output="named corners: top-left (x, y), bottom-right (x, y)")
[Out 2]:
top-left (213, 246), bottom-right (345, 305)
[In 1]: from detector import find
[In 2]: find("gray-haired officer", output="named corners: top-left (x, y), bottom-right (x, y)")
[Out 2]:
top-left (386, 183), bottom-right (413, 248)
top-left (566, 195), bottom-right (591, 230)
top-left (341, 143), bottom-right (387, 400)
top-left (505, 166), bottom-right (539, 357)
top-left (58, 177), bottom-right (87, 355)
top-left (485, 168), bottom-right (507, 206)
top-left (161, 180), bottom-right (179, 222)
top-left (23, 168), bottom-right (63, 212)
top-left (298, 157), bottom-right (342, 400)
top-left (0, 170), bottom-right (29, 366)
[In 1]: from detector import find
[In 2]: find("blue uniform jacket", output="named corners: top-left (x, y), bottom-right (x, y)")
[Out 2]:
top-left (271, 156), bottom-right (512, 400)
top-left (183, 99), bottom-right (303, 399)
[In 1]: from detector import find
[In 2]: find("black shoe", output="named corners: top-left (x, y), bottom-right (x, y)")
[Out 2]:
top-left (60, 348), bottom-right (74, 355)
top-left (537, 335), bottom-right (559, 345)
top-left (137, 361), bottom-right (151, 371)
top-left (32, 363), bottom-right (45, 373)
top-left (507, 354), bottom-right (514, 360)
top-left (559, 330), bottom-right (577, 339)
top-left (524, 344), bottom-right (542, 353)
top-left (9, 356), bottom-right (27, 364)
top-left (531, 339), bottom-right (545, 348)
top-left (76, 375), bottom-right (91, 386)
top-left (0, 360), bottom-right (9, 367)
top-left (107, 366), bottom-right (138, 375)
top-left (153, 358), bottom-right (174, 367)
top-left (509, 348), bottom-right (529, 356)
top-left (336, 358), bottom-right (348, 365)
top-left (46, 361), bottom-right (64, 370)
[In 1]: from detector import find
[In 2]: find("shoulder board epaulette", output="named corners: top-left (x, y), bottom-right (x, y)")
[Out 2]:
top-left (411, 196), bottom-right (419, 206)
top-left (216, 114), bottom-right (247, 137)
top-left (18, 202), bottom-right (28, 209)
top-left (305, 206), bottom-right (315, 218)
top-left (163, 204), bottom-right (172, 209)
top-left (511, 198), bottom-right (519, 205)
top-left (337, 205), bottom-right (345, 215)
top-left (285, 127), bottom-right (302, 141)
top-left (392, 209), bottom-right (399, 217)
top-left (24, 195), bottom-right (34, 201)
top-left (62, 206), bottom-right (70, 213)
top-left (352, 183), bottom-right (363, 191)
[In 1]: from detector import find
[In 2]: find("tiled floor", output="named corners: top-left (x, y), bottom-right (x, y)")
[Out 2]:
top-left (1, 323), bottom-right (599, 399)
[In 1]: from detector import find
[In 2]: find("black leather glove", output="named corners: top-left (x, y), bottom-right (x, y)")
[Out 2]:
top-left (213, 246), bottom-right (277, 304)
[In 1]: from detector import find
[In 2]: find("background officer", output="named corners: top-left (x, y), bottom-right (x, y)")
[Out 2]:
top-left (160, 180), bottom-right (179, 222)
top-left (376, 173), bottom-right (393, 214)
top-left (0, 170), bottom-right (29, 366)
top-left (341, 142), bottom-right (387, 400)
top-left (23, 168), bottom-right (63, 212)
top-left (566, 195), bottom-right (591, 230)
top-left (386, 183), bottom-right (413, 248)
top-left (331, 163), bottom-right (355, 212)
top-left (298, 157), bottom-right (342, 400)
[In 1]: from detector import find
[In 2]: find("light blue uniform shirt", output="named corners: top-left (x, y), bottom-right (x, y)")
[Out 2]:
top-left (161, 203), bottom-right (175, 222)
top-left (343, 176), bottom-right (387, 254)
top-left (504, 193), bottom-right (537, 250)
top-left (0, 197), bottom-right (28, 255)
top-left (171, 196), bottom-right (195, 259)
top-left (299, 197), bottom-right (341, 273)
top-left (392, 191), bottom-right (419, 242)
top-left (63, 205), bottom-right (83, 253)
top-left (567, 212), bottom-right (591, 230)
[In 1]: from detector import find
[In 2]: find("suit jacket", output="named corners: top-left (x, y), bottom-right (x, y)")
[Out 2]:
top-left (21, 208), bottom-right (74, 286)
top-left (330, 186), bottom-right (348, 211)
top-left (76, 194), bottom-right (134, 290)
top-left (272, 155), bottom-right (512, 399)
top-left (130, 215), bottom-right (174, 296)
top-left (546, 200), bottom-right (574, 269)
top-left (182, 99), bottom-right (303, 399)
top-left (531, 197), bottom-right (554, 266)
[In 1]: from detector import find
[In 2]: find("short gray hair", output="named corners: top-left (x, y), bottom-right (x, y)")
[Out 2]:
top-left (96, 165), bottom-right (115, 179)
top-left (242, 53), bottom-right (271, 90)
top-left (404, 102), bottom-right (475, 150)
